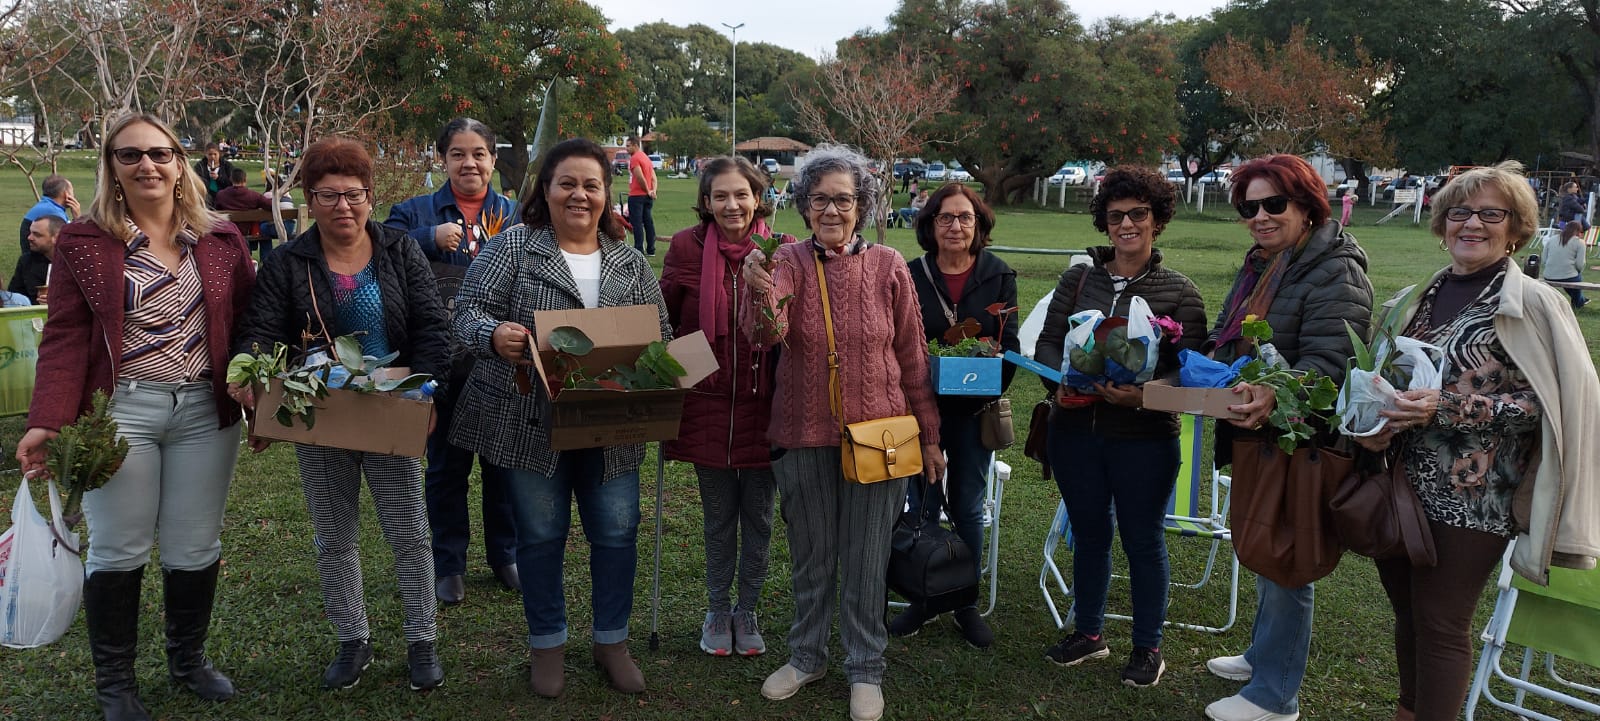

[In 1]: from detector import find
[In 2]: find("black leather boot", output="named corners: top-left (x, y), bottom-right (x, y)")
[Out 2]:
top-left (84, 567), bottom-right (152, 721)
top-left (163, 561), bottom-right (235, 701)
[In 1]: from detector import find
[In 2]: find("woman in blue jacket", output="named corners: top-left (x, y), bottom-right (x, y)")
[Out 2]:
top-left (385, 117), bottom-right (521, 605)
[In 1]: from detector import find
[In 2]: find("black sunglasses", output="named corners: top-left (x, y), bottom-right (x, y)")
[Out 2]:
top-left (111, 147), bottom-right (178, 165)
top-left (1235, 195), bottom-right (1291, 218)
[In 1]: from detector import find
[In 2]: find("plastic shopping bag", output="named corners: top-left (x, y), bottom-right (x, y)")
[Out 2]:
top-left (1337, 336), bottom-right (1447, 437)
top-left (1103, 296), bottom-right (1161, 385)
top-left (1060, 309), bottom-right (1105, 390)
top-left (1, 475), bottom-right (83, 648)
top-left (1179, 349), bottom-right (1251, 388)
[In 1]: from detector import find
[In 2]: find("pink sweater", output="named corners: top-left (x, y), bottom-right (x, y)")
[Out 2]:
top-left (743, 242), bottom-right (940, 448)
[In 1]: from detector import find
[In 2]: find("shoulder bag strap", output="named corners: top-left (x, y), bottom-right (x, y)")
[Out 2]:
top-left (305, 260), bottom-right (334, 350)
top-left (1070, 263), bottom-right (1090, 309)
top-left (918, 257), bottom-right (958, 328)
top-left (815, 254), bottom-right (844, 435)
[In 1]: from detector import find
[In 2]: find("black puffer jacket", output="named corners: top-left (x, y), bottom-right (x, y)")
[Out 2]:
top-left (1035, 247), bottom-right (1208, 439)
top-left (233, 220), bottom-right (451, 393)
top-left (1205, 220), bottom-right (1373, 382)
top-left (907, 250), bottom-right (1021, 417)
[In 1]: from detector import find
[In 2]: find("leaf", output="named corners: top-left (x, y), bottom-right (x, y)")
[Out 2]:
top-left (333, 335), bottom-right (365, 370)
top-left (1346, 321), bottom-right (1373, 371)
top-left (1241, 317), bottom-right (1273, 343)
top-left (596, 378), bottom-right (626, 391)
top-left (373, 374), bottom-right (433, 392)
top-left (942, 318), bottom-right (982, 345)
top-left (985, 302), bottom-right (1017, 319)
top-left (549, 326), bottom-right (594, 355)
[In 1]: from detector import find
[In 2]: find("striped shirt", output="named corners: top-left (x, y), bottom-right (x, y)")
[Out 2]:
top-left (120, 222), bottom-right (212, 382)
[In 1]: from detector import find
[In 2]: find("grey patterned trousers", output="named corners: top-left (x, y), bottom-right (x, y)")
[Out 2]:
top-left (296, 445), bottom-right (437, 644)
top-left (694, 465), bottom-right (777, 614)
top-left (774, 447), bottom-right (905, 684)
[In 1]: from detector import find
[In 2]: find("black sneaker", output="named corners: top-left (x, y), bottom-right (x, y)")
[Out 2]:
top-left (322, 639), bottom-right (374, 690)
top-left (952, 607), bottom-right (994, 649)
top-left (1120, 646), bottom-right (1165, 687)
top-left (1044, 631), bottom-right (1109, 667)
top-left (408, 641), bottom-right (444, 691)
top-left (887, 605), bottom-right (934, 637)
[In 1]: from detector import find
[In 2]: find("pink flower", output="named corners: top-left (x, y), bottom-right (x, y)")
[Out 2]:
top-left (1151, 315), bottom-right (1183, 338)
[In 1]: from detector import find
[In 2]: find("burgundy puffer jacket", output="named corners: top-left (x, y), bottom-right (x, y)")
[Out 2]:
top-left (659, 224), bottom-right (793, 469)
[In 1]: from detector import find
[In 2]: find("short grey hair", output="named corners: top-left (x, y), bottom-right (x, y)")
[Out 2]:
top-left (789, 143), bottom-right (881, 233)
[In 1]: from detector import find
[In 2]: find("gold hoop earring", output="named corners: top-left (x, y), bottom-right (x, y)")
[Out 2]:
top-left (1439, 238), bottom-right (1448, 251)
top-left (114, 183), bottom-right (123, 203)
top-left (175, 184), bottom-right (184, 201)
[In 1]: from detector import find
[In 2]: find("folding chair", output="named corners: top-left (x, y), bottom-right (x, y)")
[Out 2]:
top-left (1465, 550), bottom-right (1600, 720)
top-left (1038, 414), bottom-right (1239, 634)
top-left (888, 452), bottom-right (1009, 616)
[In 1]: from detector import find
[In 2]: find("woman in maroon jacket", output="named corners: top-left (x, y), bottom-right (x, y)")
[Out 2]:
top-left (660, 156), bottom-right (796, 657)
top-left (14, 113), bottom-right (255, 721)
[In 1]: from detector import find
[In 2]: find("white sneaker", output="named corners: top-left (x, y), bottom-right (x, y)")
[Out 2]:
top-left (760, 663), bottom-right (825, 701)
top-left (1206, 654), bottom-right (1253, 681)
top-left (849, 682), bottom-right (884, 721)
top-left (1205, 694), bottom-right (1299, 721)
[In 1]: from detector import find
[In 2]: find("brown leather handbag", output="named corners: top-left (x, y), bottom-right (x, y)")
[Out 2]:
top-left (1023, 400), bottom-right (1053, 481)
top-left (1229, 437), bottom-right (1353, 588)
top-left (1328, 454), bottom-right (1437, 567)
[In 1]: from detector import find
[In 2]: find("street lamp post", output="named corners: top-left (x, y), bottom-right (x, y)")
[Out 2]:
top-left (721, 22), bottom-right (744, 156)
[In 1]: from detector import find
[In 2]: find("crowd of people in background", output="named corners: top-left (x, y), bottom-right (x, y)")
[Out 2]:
top-left (9, 113), bottom-right (1600, 721)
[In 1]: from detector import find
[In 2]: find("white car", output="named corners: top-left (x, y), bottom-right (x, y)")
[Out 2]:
top-left (925, 162), bottom-right (947, 181)
top-left (950, 165), bottom-right (972, 183)
top-left (760, 158), bottom-right (779, 175)
top-left (648, 153), bottom-right (664, 170)
top-left (1049, 166), bottom-right (1087, 186)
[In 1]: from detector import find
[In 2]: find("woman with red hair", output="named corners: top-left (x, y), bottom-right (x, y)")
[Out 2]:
top-left (1201, 154), bottom-right (1374, 721)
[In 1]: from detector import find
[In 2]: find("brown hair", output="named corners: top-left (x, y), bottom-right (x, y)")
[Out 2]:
top-left (300, 136), bottom-right (374, 194)
top-left (693, 156), bottom-right (772, 225)
top-left (1229, 154), bottom-right (1332, 227)
top-left (1429, 161), bottom-right (1538, 253)
top-left (914, 183), bottom-right (995, 255)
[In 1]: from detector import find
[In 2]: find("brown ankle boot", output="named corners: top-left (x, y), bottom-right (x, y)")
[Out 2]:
top-left (592, 641), bottom-right (645, 693)
top-left (528, 645), bottom-right (565, 698)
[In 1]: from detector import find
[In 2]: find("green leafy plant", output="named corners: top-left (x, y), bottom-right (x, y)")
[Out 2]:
top-left (932, 302), bottom-right (1017, 357)
top-left (543, 327), bottom-right (690, 396)
top-left (1234, 316), bottom-right (1341, 453)
top-left (226, 336), bottom-right (433, 430)
top-left (1343, 283), bottom-right (1424, 387)
top-left (46, 390), bottom-right (130, 527)
top-left (751, 231), bottom-right (796, 340)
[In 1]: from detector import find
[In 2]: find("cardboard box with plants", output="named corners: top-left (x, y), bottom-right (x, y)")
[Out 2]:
top-left (228, 336), bottom-right (438, 457)
top-left (526, 305), bottom-right (718, 451)
top-left (926, 302), bottom-right (1015, 396)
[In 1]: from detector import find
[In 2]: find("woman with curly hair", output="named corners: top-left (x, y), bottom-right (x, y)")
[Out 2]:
top-left (1033, 166), bottom-right (1207, 688)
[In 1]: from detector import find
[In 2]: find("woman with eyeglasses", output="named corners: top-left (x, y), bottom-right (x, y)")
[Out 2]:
top-left (1033, 167), bottom-right (1207, 688)
top-left (1350, 162), bottom-right (1600, 721)
top-left (740, 144), bottom-right (944, 721)
top-left (15, 113), bottom-right (256, 721)
top-left (1202, 154), bottom-right (1373, 721)
top-left (232, 136), bottom-right (450, 693)
top-left (888, 183), bottom-right (1018, 649)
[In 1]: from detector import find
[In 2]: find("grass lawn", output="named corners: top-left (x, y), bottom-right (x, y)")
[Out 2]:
top-left (0, 171), bottom-right (1591, 720)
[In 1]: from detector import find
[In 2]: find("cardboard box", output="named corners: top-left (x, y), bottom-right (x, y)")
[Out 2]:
top-left (1140, 378), bottom-right (1246, 420)
top-left (531, 305), bottom-right (719, 451)
top-left (252, 367), bottom-right (433, 457)
top-left (1002, 350), bottom-right (1062, 384)
top-left (930, 356), bottom-right (1003, 396)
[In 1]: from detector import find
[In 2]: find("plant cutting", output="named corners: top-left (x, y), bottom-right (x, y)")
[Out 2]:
top-left (1234, 316), bottom-right (1341, 453)
top-left (543, 326), bottom-right (689, 398)
top-left (45, 390), bottom-right (129, 528)
top-left (751, 231), bottom-right (794, 339)
top-left (226, 335), bottom-right (434, 430)
top-left (1336, 285), bottom-right (1443, 437)
top-left (929, 302), bottom-right (1017, 357)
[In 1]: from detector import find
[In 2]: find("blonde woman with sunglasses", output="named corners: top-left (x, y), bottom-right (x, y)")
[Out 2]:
top-left (15, 113), bottom-right (256, 721)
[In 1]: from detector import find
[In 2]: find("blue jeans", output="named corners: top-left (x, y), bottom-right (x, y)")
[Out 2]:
top-left (505, 448), bottom-right (640, 649)
top-left (1546, 274), bottom-right (1587, 307)
top-left (425, 381), bottom-right (517, 576)
top-left (907, 410), bottom-right (987, 567)
top-left (1048, 423), bottom-right (1178, 649)
top-left (1240, 576), bottom-right (1315, 715)
top-left (627, 195), bottom-right (656, 253)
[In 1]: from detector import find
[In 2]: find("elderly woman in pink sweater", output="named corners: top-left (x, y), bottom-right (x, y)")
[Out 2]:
top-left (740, 143), bottom-right (943, 721)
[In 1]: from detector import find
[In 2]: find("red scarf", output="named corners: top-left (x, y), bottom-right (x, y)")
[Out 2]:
top-left (699, 219), bottom-right (769, 341)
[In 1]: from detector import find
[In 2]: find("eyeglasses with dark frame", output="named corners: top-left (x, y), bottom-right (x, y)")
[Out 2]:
top-left (805, 194), bottom-right (858, 212)
top-left (1106, 207), bottom-right (1152, 225)
top-left (1235, 195), bottom-right (1292, 218)
top-left (309, 188), bottom-right (373, 207)
top-left (1443, 207), bottom-right (1512, 224)
top-left (111, 147), bottom-right (178, 165)
top-left (934, 212), bottom-right (977, 228)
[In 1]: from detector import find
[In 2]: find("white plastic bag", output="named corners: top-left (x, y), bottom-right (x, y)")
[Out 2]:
top-left (1337, 336), bottom-right (1447, 437)
top-left (1, 475), bottom-right (83, 648)
top-left (1059, 309), bottom-right (1105, 389)
top-left (1112, 296), bottom-right (1161, 385)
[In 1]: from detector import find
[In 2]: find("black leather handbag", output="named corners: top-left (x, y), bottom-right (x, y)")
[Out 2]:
top-left (887, 482), bottom-right (979, 614)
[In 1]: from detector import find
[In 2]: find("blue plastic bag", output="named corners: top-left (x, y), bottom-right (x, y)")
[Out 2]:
top-left (1178, 349), bottom-right (1250, 388)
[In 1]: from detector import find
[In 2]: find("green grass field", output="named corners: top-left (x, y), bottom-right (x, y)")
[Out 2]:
top-left (0, 169), bottom-right (1591, 720)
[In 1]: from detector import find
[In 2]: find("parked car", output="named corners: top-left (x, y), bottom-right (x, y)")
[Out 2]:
top-left (1049, 166), bottom-right (1087, 186)
top-left (612, 151), bottom-right (629, 175)
top-left (893, 161), bottom-right (926, 182)
top-left (1166, 168), bottom-right (1188, 185)
top-left (949, 161), bottom-right (972, 183)
top-left (1198, 169), bottom-right (1232, 187)
top-left (925, 162), bottom-right (947, 181)
top-left (760, 158), bottom-right (780, 176)
top-left (1092, 171), bottom-right (1107, 185)
top-left (648, 153), bottom-right (664, 170)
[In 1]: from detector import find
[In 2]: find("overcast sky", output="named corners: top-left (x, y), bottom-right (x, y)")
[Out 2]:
top-left (591, 0), bottom-right (1229, 59)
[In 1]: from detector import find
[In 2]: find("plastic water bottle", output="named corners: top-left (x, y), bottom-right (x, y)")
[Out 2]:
top-left (400, 380), bottom-right (438, 401)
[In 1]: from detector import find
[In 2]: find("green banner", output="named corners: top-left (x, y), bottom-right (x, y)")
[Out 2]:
top-left (0, 305), bottom-right (46, 418)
